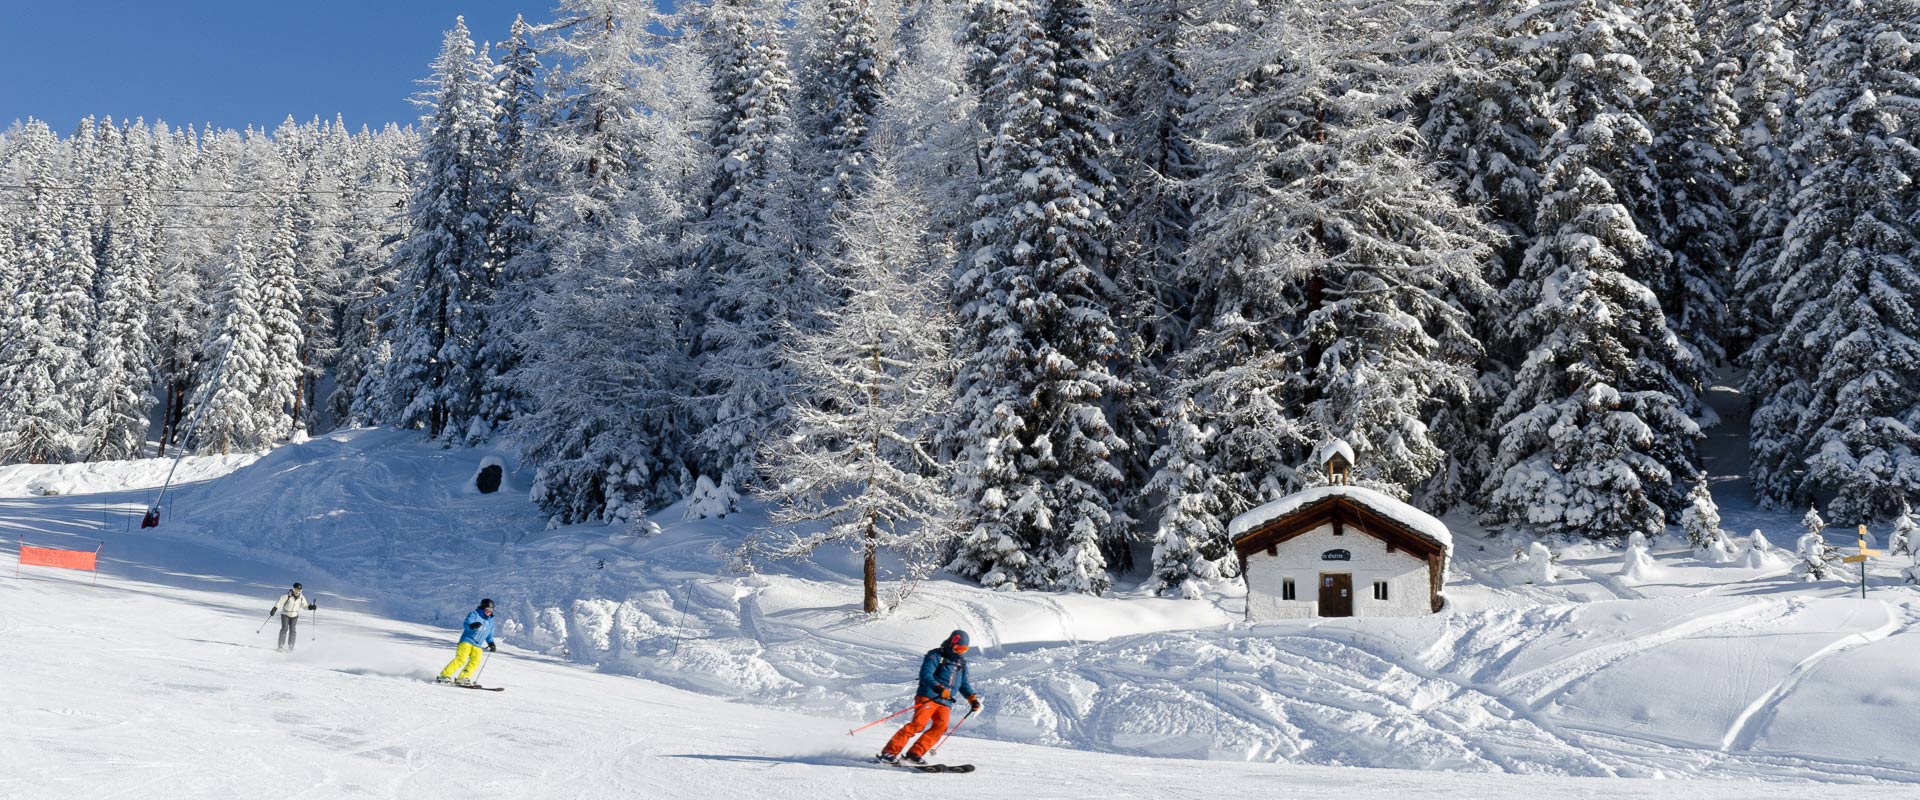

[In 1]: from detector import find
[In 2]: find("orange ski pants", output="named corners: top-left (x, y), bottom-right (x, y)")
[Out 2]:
top-left (883, 698), bottom-right (952, 759)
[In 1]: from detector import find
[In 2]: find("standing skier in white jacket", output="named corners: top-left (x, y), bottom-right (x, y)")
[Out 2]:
top-left (268, 583), bottom-right (317, 652)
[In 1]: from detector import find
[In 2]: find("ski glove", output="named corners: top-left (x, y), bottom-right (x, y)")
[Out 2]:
top-left (307, 604), bottom-right (317, 611)
top-left (468, 622), bottom-right (483, 630)
top-left (968, 695), bottom-right (982, 712)
top-left (486, 642), bottom-right (496, 653)
top-left (939, 687), bottom-right (952, 700)
top-left (268, 609), bottom-right (276, 617)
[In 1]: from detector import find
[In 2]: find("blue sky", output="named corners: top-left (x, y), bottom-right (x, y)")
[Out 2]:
top-left (0, 0), bottom-right (542, 133)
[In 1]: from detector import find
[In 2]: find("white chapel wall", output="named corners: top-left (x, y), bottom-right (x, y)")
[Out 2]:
top-left (1244, 523), bottom-right (1434, 620)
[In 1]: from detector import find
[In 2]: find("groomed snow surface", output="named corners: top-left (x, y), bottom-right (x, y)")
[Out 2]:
top-left (3, 428), bottom-right (1919, 797)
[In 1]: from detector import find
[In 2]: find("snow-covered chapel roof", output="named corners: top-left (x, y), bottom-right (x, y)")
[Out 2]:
top-left (1228, 484), bottom-right (1453, 552)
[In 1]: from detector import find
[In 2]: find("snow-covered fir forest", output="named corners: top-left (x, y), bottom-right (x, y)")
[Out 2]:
top-left (3, 0), bottom-right (1917, 599)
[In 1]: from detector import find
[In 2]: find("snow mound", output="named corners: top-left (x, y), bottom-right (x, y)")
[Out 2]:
top-left (0, 453), bottom-right (257, 498)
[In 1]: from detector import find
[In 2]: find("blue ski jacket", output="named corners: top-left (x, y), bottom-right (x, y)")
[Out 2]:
top-left (459, 608), bottom-right (496, 647)
top-left (915, 648), bottom-right (974, 707)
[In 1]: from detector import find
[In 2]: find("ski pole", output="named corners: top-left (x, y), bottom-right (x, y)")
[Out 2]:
top-left (847, 705), bottom-right (915, 736)
top-left (929, 708), bottom-right (975, 758)
top-left (257, 612), bottom-right (274, 634)
top-left (473, 648), bottom-right (493, 685)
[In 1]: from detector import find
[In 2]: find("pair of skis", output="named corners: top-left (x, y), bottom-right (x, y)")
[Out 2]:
top-left (434, 679), bottom-right (505, 692)
top-left (889, 761), bottom-right (975, 774)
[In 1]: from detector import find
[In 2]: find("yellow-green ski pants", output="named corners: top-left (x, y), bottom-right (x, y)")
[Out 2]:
top-left (439, 641), bottom-right (486, 680)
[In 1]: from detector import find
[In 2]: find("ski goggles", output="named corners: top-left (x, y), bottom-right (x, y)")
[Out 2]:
top-left (952, 644), bottom-right (969, 654)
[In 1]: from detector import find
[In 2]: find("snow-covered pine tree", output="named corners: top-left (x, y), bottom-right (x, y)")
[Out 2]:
top-left (1725, 0), bottom-right (1806, 351)
top-left (1419, 0), bottom-right (1550, 286)
top-left (946, 0), bottom-right (1131, 594)
top-left (255, 188), bottom-right (306, 441)
top-left (284, 117), bottom-right (353, 433)
top-left (1105, 0), bottom-right (1199, 545)
top-left (1149, 0), bottom-right (1487, 587)
top-left (1890, 502), bottom-right (1917, 556)
top-left (533, 0), bottom-right (653, 239)
top-left (1680, 478), bottom-right (1739, 561)
top-left (1108, 0), bottom-right (1198, 359)
top-left (1046, 0), bottom-right (1143, 577)
top-left (797, 0), bottom-right (886, 211)
top-left (1150, 0), bottom-right (1327, 551)
top-left (1548, 4), bottom-right (1670, 297)
top-left (68, 117), bottom-right (116, 270)
top-left (509, 7), bottom-right (711, 525)
top-left (1796, 535), bottom-right (1837, 581)
top-left (386, 17), bottom-right (497, 439)
top-left (77, 126), bottom-right (159, 461)
top-left (1746, 0), bottom-right (1920, 522)
top-left (152, 125), bottom-right (228, 453)
top-left (188, 237), bottom-right (274, 455)
top-left (1141, 400), bottom-right (1233, 596)
top-left (879, 0), bottom-right (978, 250)
top-left (1416, 0), bottom-right (1554, 510)
top-left (690, 0), bottom-right (811, 493)
top-left (0, 164), bottom-right (15, 312)
top-left (472, 15), bottom-right (545, 438)
top-left (0, 124), bottom-right (96, 464)
top-left (1680, 478), bottom-right (1724, 549)
top-left (1801, 505), bottom-right (1826, 537)
top-left (757, 152), bottom-right (955, 613)
top-left (1484, 0), bottom-right (1703, 539)
top-left (1284, 2), bottom-right (1495, 495)
top-left (1645, 0), bottom-right (1740, 367)
top-left (331, 126), bottom-right (416, 425)
top-left (513, 253), bottom-right (694, 526)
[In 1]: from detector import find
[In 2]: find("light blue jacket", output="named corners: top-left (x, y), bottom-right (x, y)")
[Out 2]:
top-left (459, 608), bottom-right (496, 647)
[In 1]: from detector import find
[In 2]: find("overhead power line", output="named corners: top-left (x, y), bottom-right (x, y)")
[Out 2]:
top-left (0, 183), bottom-right (412, 195)
top-left (0, 198), bottom-right (404, 211)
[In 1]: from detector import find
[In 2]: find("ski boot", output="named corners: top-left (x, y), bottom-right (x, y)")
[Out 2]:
top-left (875, 752), bottom-right (900, 765)
top-left (434, 675), bottom-right (454, 685)
top-left (454, 677), bottom-right (476, 687)
top-left (901, 753), bottom-right (927, 766)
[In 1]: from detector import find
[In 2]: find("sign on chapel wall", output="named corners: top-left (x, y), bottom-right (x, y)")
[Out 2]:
top-left (1321, 549), bottom-right (1351, 561)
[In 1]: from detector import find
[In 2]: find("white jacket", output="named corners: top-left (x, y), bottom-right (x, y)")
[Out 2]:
top-left (272, 592), bottom-right (311, 618)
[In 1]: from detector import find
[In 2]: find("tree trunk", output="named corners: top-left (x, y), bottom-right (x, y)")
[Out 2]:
top-left (863, 344), bottom-right (882, 615)
top-left (864, 518), bottom-right (879, 614)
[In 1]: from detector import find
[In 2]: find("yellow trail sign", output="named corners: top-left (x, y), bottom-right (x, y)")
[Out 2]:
top-left (1856, 525), bottom-right (1881, 556)
top-left (1843, 554), bottom-right (1870, 564)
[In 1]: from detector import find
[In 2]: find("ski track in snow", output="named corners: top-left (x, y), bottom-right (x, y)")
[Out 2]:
top-left (1719, 602), bottom-right (1901, 753)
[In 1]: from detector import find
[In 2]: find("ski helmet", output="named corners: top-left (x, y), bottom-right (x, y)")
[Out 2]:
top-left (943, 629), bottom-right (971, 653)
top-left (479, 598), bottom-right (495, 610)
top-left (292, 582), bottom-right (303, 590)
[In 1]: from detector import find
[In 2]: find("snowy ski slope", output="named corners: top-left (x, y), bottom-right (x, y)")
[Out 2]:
top-left (2, 421), bottom-right (1918, 795)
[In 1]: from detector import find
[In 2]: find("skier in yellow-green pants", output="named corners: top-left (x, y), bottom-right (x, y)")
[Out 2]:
top-left (436, 598), bottom-right (497, 686)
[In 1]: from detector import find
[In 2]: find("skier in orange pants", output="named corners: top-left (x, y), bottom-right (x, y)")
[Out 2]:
top-left (878, 630), bottom-right (980, 765)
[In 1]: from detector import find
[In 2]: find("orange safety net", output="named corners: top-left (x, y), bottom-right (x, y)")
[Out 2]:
top-left (20, 544), bottom-right (99, 571)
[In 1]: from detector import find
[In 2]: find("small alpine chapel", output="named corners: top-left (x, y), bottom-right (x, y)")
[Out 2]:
top-left (1229, 440), bottom-right (1453, 620)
